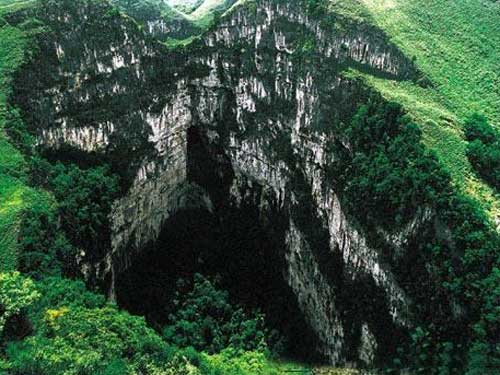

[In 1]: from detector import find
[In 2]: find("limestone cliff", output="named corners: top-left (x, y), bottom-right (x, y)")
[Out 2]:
top-left (14, 0), bottom-right (437, 367)
top-left (111, 0), bottom-right (202, 42)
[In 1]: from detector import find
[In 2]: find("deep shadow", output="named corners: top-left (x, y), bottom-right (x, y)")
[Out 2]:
top-left (115, 204), bottom-right (324, 363)
top-left (116, 122), bottom-right (326, 362)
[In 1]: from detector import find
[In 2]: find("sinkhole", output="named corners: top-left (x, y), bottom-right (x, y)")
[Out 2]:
top-left (114, 204), bottom-right (324, 362)
top-left (110, 125), bottom-right (325, 361)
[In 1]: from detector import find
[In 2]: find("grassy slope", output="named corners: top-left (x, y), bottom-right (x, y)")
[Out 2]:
top-left (0, 12), bottom-right (31, 271)
top-left (167, 0), bottom-right (204, 14)
top-left (0, 0), bottom-right (52, 271)
top-left (353, 0), bottom-right (500, 224)
top-left (187, 0), bottom-right (236, 27)
top-left (225, 0), bottom-right (500, 223)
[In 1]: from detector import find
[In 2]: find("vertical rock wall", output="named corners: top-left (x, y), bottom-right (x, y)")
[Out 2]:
top-left (16, 0), bottom-right (427, 366)
top-left (182, 0), bottom-right (422, 364)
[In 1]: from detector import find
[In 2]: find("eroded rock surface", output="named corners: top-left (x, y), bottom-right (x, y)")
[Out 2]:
top-left (15, 0), bottom-right (427, 366)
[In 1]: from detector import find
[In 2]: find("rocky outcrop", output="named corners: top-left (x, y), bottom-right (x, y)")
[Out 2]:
top-left (182, 0), bottom-right (420, 362)
top-left (16, 0), bottom-right (426, 367)
top-left (111, 0), bottom-right (202, 42)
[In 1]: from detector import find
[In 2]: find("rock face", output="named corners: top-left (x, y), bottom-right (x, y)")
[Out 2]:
top-left (16, 0), bottom-right (426, 367)
top-left (111, 0), bottom-right (202, 42)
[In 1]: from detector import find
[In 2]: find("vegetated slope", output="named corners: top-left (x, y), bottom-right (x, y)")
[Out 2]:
top-left (187, 0), bottom-right (237, 26)
top-left (112, 0), bottom-right (238, 45)
top-left (111, 0), bottom-right (202, 43)
top-left (0, 0), bottom-right (53, 271)
top-left (166, 0), bottom-right (204, 14)
top-left (357, 0), bottom-right (500, 224)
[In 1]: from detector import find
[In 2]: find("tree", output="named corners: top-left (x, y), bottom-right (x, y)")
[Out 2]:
top-left (31, 158), bottom-right (120, 261)
top-left (26, 276), bottom-right (106, 330)
top-left (18, 196), bottom-right (77, 279)
top-left (464, 113), bottom-right (500, 191)
top-left (464, 114), bottom-right (498, 145)
top-left (163, 274), bottom-right (268, 354)
top-left (0, 272), bottom-right (39, 339)
top-left (7, 305), bottom-right (169, 375)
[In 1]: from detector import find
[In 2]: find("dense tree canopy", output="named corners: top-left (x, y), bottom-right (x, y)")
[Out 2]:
top-left (464, 114), bottom-right (500, 191)
top-left (163, 274), bottom-right (268, 354)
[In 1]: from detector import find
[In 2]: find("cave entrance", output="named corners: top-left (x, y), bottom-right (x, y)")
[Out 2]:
top-left (115, 203), bottom-right (323, 362)
top-left (115, 125), bottom-right (324, 362)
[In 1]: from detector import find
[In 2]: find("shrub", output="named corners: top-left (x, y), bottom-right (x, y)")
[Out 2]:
top-left (205, 348), bottom-right (281, 375)
top-left (333, 96), bottom-right (450, 228)
top-left (0, 272), bottom-right (39, 338)
top-left (7, 305), bottom-right (169, 375)
top-left (464, 114), bottom-right (500, 191)
top-left (464, 114), bottom-right (498, 145)
top-left (30, 158), bottom-right (120, 261)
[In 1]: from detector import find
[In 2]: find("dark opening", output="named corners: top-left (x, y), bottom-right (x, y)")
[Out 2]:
top-left (115, 203), bottom-right (324, 362)
top-left (115, 125), bottom-right (325, 362)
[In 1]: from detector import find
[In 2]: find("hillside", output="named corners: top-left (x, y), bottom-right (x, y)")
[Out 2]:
top-left (0, 0), bottom-right (51, 271)
top-left (167, 0), bottom-right (203, 14)
top-left (111, 0), bottom-right (202, 43)
top-left (358, 0), bottom-right (500, 225)
top-left (188, 0), bottom-right (237, 26)
top-left (112, 0), bottom-right (239, 45)
top-left (0, 0), bottom-right (499, 374)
